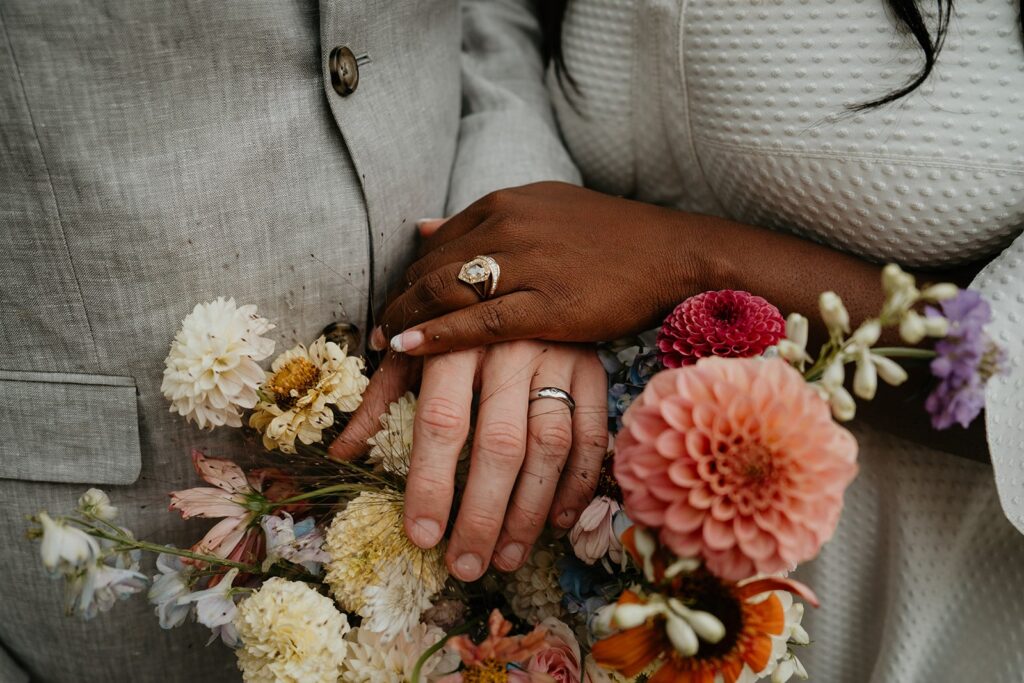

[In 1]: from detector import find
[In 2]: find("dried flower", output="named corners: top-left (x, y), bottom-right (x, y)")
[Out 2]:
top-left (342, 623), bottom-right (459, 682)
top-left (438, 610), bottom-right (551, 683)
top-left (148, 552), bottom-right (194, 629)
top-left (169, 451), bottom-right (267, 562)
top-left (324, 490), bottom-right (447, 639)
top-left (161, 298), bottom-right (275, 429)
top-left (249, 336), bottom-right (369, 453)
top-left (37, 512), bottom-right (100, 573)
top-left (235, 577), bottom-right (350, 683)
top-left (505, 543), bottom-right (566, 625)
top-left (925, 290), bottom-right (1006, 429)
top-left (77, 488), bottom-right (118, 522)
top-left (657, 290), bottom-right (785, 368)
top-left (615, 358), bottom-right (858, 581)
top-left (569, 497), bottom-right (623, 566)
top-left (366, 392), bottom-right (417, 475)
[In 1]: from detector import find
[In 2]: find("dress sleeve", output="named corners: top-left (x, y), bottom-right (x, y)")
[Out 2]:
top-left (446, 0), bottom-right (581, 214)
top-left (971, 229), bottom-right (1024, 534)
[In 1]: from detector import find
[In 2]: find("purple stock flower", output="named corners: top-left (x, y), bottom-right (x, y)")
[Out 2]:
top-left (924, 290), bottom-right (1006, 430)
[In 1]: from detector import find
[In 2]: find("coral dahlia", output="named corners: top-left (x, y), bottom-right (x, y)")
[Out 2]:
top-left (614, 357), bottom-right (858, 581)
top-left (656, 290), bottom-right (785, 368)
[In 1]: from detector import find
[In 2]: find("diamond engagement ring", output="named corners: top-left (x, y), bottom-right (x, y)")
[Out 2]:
top-left (457, 255), bottom-right (501, 299)
top-left (529, 387), bottom-right (576, 415)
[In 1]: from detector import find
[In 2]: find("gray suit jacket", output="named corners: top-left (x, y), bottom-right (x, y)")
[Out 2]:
top-left (0, 1), bottom-right (578, 680)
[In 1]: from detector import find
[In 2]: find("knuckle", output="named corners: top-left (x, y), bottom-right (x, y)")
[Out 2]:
top-left (477, 188), bottom-right (511, 214)
top-left (407, 466), bottom-right (453, 497)
top-left (480, 303), bottom-right (508, 337)
top-left (579, 426), bottom-right (610, 452)
top-left (419, 270), bottom-right (452, 304)
top-left (477, 420), bottom-right (525, 458)
top-left (458, 507), bottom-right (503, 540)
top-left (506, 502), bottom-right (548, 536)
top-left (533, 422), bottom-right (573, 455)
top-left (418, 397), bottom-right (469, 440)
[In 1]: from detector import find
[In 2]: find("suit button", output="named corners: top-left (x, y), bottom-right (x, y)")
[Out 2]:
top-left (329, 46), bottom-right (360, 96)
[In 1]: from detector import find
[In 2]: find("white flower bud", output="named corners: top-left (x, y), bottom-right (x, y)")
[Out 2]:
top-left (850, 319), bottom-right (882, 349)
top-left (777, 340), bottom-right (811, 366)
top-left (613, 603), bottom-right (665, 630)
top-left (591, 604), bottom-right (617, 637)
top-left (668, 598), bottom-right (726, 644)
top-left (871, 354), bottom-right (909, 386)
top-left (853, 349), bottom-right (877, 400)
top-left (665, 613), bottom-right (700, 657)
top-left (899, 310), bottom-right (927, 344)
top-left (38, 512), bottom-right (100, 573)
top-left (819, 292), bottom-right (850, 335)
top-left (882, 263), bottom-right (915, 295)
top-left (822, 358), bottom-right (845, 389)
top-left (829, 386), bottom-right (857, 421)
top-left (920, 283), bottom-right (959, 302)
top-left (923, 315), bottom-right (950, 337)
top-left (78, 488), bottom-right (117, 522)
top-left (785, 313), bottom-right (809, 350)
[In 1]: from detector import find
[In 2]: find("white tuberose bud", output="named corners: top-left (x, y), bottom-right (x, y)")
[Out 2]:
top-left (822, 358), bottom-right (845, 389)
top-left (850, 319), bottom-right (882, 349)
top-left (819, 292), bottom-right (850, 335)
top-left (785, 313), bottom-right (809, 350)
top-left (920, 283), bottom-right (959, 302)
top-left (829, 386), bottom-right (857, 421)
top-left (853, 348), bottom-right (877, 400)
top-left (899, 310), bottom-right (927, 344)
top-left (872, 354), bottom-right (909, 386)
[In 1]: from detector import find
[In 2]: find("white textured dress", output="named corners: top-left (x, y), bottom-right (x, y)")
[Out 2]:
top-left (549, 1), bottom-right (1024, 681)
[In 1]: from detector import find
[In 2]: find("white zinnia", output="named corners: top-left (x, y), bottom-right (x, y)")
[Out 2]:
top-left (161, 298), bottom-right (275, 429)
top-left (341, 623), bottom-right (458, 682)
top-left (235, 577), bottom-right (350, 683)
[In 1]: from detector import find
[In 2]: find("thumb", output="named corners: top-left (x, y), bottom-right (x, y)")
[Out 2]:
top-left (328, 352), bottom-right (422, 461)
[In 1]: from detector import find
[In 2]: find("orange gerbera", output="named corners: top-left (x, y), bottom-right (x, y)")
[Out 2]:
top-left (591, 527), bottom-right (816, 683)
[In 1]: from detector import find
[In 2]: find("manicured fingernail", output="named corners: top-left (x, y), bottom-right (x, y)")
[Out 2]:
top-left (497, 543), bottom-right (526, 567)
top-left (409, 518), bottom-right (441, 547)
top-left (391, 330), bottom-right (424, 353)
top-left (416, 218), bottom-right (443, 228)
top-left (556, 509), bottom-right (579, 529)
top-left (369, 327), bottom-right (386, 351)
top-left (454, 553), bottom-right (483, 579)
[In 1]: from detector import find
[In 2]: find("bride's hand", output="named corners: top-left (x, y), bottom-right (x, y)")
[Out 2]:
top-left (329, 340), bottom-right (608, 581)
top-left (367, 182), bottom-right (709, 355)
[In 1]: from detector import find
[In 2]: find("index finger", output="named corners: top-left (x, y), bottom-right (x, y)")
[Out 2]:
top-left (403, 348), bottom-right (482, 549)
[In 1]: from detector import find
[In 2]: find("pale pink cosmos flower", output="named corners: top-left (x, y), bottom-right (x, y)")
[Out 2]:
top-left (615, 357), bottom-right (858, 581)
top-left (569, 497), bottom-right (623, 566)
top-left (169, 450), bottom-right (264, 562)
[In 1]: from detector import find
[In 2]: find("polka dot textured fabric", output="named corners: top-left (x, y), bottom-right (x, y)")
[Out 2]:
top-left (551, 1), bottom-right (1024, 681)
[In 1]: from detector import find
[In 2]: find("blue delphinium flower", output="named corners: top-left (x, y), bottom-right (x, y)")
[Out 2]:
top-left (605, 344), bottom-right (662, 432)
top-left (925, 290), bottom-right (1006, 429)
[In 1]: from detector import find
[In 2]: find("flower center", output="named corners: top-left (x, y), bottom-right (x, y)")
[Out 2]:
top-left (675, 571), bottom-right (744, 661)
top-left (461, 660), bottom-right (508, 683)
top-left (737, 444), bottom-right (773, 483)
top-left (710, 302), bottom-right (739, 326)
top-left (267, 357), bottom-right (320, 408)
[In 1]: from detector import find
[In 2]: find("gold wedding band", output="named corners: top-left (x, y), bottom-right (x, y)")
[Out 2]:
top-left (457, 255), bottom-right (501, 300)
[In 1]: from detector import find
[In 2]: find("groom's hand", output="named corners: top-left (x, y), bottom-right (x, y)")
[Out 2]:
top-left (329, 340), bottom-right (608, 581)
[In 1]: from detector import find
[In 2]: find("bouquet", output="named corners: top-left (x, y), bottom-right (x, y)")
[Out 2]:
top-left (28, 265), bottom-right (1004, 683)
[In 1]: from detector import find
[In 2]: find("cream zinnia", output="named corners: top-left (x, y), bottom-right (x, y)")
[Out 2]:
top-left (366, 392), bottom-right (417, 475)
top-left (249, 336), bottom-right (368, 453)
top-left (235, 577), bottom-right (350, 683)
top-left (161, 298), bottom-right (275, 429)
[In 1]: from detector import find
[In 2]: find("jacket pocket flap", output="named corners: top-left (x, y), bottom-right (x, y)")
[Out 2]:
top-left (0, 371), bottom-right (141, 485)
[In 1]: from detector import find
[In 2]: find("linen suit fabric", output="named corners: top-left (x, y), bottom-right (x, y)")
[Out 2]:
top-left (550, 1), bottom-right (1024, 681)
top-left (0, 1), bottom-right (577, 681)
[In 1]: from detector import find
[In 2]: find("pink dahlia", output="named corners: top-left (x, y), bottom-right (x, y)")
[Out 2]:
top-left (614, 357), bottom-right (858, 581)
top-left (656, 290), bottom-right (785, 368)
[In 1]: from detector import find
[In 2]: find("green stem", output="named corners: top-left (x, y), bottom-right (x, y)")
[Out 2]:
top-left (410, 621), bottom-right (476, 683)
top-left (870, 347), bottom-right (937, 359)
top-left (81, 524), bottom-right (262, 573)
top-left (272, 483), bottom-right (366, 506)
